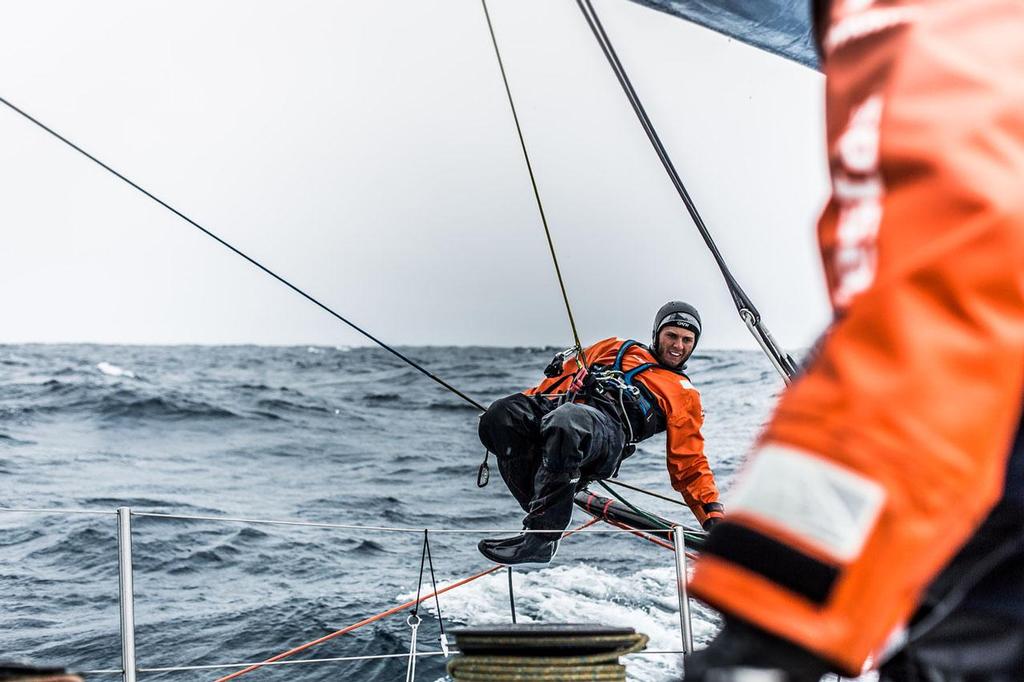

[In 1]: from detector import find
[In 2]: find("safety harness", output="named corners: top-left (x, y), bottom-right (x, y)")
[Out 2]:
top-left (584, 340), bottom-right (664, 448)
top-left (542, 340), bottom-right (666, 450)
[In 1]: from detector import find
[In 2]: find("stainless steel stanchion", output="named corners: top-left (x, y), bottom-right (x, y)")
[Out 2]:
top-left (673, 526), bottom-right (694, 655)
top-left (117, 507), bottom-right (137, 682)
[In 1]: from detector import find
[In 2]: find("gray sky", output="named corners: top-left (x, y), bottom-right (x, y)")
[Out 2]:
top-left (0, 0), bottom-right (831, 349)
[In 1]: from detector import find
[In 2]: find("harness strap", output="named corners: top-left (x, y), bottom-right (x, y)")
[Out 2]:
top-left (623, 362), bottom-right (656, 384)
top-left (613, 340), bottom-right (638, 371)
top-left (601, 342), bottom-right (660, 440)
top-left (615, 342), bottom-right (655, 403)
top-left (623, 362), bottom-right (656, 414)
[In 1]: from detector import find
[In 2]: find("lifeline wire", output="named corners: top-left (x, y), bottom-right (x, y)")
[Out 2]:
top-left (573, 0), bottom-right (798, 380)
top-left (479, 0), bottom-right (585, 359)
top-left (0, 95), bottom-right (487, 412)
top-left (80, 650), bottom-right (698, 676)
top-left (133, 508), bottom-right (666, 533)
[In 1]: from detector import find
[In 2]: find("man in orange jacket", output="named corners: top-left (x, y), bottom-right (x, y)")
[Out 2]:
top-left (478, 301), bottom-right (724, 565)
top-left (686, 1), bottom-right (1024, 680)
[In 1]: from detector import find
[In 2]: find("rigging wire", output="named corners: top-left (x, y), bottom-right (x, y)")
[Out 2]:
top-left (479, 0), bottom-right (585, 362)
top-left (0, 95), bottom-right (487, 412)
top-left (573, 0), bottom-right (799, 382)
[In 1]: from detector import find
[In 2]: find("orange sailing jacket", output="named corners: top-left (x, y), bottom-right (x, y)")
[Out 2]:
top-left (525, 337), bottom-right (722, 526)
top-left (689, 0), bottom-right (1024, 674)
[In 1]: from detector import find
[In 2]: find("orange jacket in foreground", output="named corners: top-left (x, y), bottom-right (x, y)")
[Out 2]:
top-left (525, 337), bottom-right (722, 526)
top-left (690, 0), bottom-right (1024, 675)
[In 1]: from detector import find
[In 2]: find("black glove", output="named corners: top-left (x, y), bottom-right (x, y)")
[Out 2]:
top-left (702, 516), bottom-right (721, 531)
top-left (685, 616), bottom-right (834, 682)
top-left (701, 502), bottom-right (725, 531)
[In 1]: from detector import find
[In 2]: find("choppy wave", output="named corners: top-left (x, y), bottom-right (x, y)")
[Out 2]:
top-left (0, 432), bottom-right (34, 446)
top-left (363, 392), bottom-right (403, 403)
top-left (0, 343), bottom-right (785, 681)
top-left (425, 400), bottom-right (484, 412)
top-left (3, 382), bottom-right (241, 422)
top-left (0, 355), bottom-right (29, 367)
top-left (96, 392), bottom-right (240, 420)
top-left (255, 397), bottom-right (331, 415)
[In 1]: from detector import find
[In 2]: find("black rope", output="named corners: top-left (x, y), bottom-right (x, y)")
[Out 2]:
top-left (597, 480), bottom-right (673, 532)
top-left (595, 481), bottom-right (706, 545)
top-left (604, 478), bottom-right (689, 509)
top-left (479, 0), bottom-right (585, 361)
top-left (423, 530), bottom-right (446, 639)
top-left (411, 530), bottom-right (429, 619)
top-left (507, 566), bottom-right (517, 623)
top-left (573, 0), bottom-right (798, 380)
top-left (0, 95), bottom-right (488, 412)
top-left (573, 0), bottom-right (749, 313)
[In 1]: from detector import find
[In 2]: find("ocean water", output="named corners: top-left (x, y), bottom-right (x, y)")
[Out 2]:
top-left (0, 344), bottom-right (786, 681)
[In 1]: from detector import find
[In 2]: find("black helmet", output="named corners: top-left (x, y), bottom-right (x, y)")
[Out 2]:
top-left (652, 301), bottom-right (702, 352)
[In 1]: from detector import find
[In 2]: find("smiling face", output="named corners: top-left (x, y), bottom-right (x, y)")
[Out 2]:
top-left (655, 326), bottom-right (697, 369)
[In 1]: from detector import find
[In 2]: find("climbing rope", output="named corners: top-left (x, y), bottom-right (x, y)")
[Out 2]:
top-left (479, 0), bottom-right (585, 365)
top-left (477, 0), bottom-right (601, 485)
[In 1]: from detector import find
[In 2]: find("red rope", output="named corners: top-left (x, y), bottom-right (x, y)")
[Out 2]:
top-left (213, 518), bottom-right (601, 682)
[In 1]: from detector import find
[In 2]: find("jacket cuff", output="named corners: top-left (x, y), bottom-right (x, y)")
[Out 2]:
top-left (694, 501), bottom-right (725, 525)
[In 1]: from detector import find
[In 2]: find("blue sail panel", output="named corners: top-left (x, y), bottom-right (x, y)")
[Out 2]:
top-left (626, 0), bottom-right (819, 69)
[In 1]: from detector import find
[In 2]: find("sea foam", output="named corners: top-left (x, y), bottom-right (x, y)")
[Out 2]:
top-left (403, 564), bottom-right (722, 681)
top-left (97, 361), bottom-right (136, 379)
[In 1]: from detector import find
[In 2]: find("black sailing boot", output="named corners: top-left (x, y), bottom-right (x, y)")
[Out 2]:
top-left (478, 533), bottom-right (527, 551)
top-left (478, 532), bottom-right (559, 566)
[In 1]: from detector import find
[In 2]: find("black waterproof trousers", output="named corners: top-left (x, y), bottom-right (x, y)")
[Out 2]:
top-left (479, 393), bottom-right (625, 533)
top-left (880, 405), bottom-right (1024, 681)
